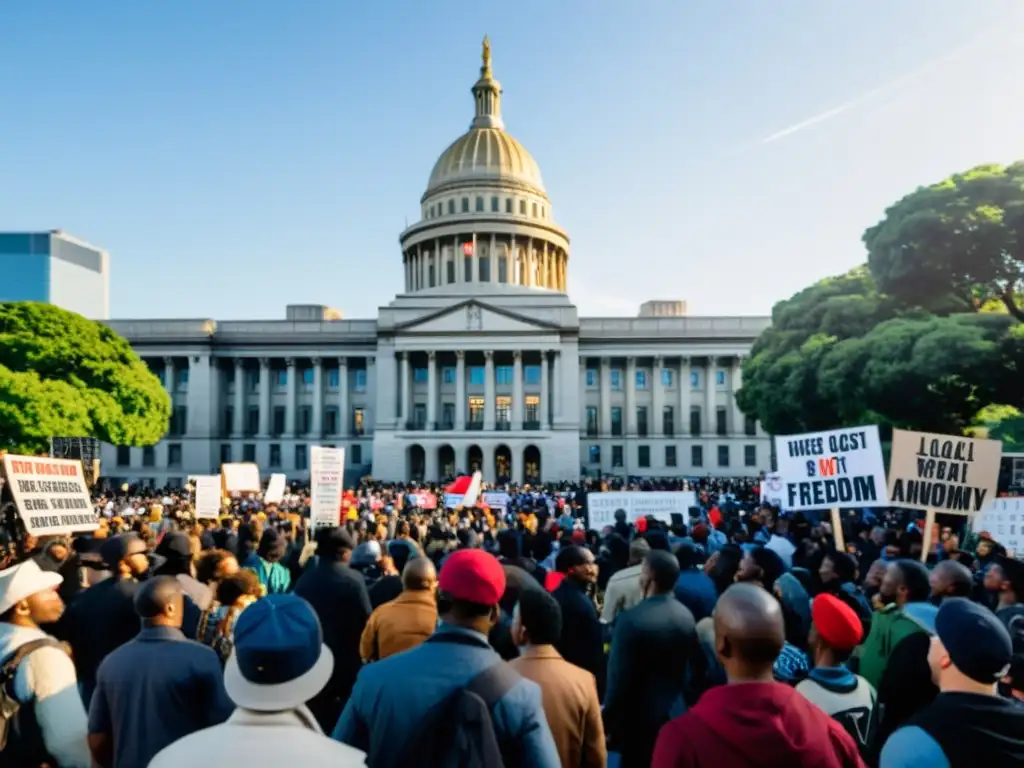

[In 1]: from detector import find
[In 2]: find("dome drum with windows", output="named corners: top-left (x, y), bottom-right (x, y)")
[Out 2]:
top-left (399, 37), bottom-right (569, 293)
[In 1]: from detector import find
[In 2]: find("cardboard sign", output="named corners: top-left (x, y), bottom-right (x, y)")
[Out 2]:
top-left (774, 425), bottom-right (888, 512)
top-left (888, 429), bottom-right (1002, 515)
top-left (264, 473), bottom-right (287, 504)
top-left (586, 491), bottom-right (698, 529)
top-left (310, 446), bottom-right (344, 528)
top-left (193, 475), bottom-right (222, 519)
top-left (221, 463), bottom-right (261, 493)
top-left (2, 454), bottom-right (98, 535)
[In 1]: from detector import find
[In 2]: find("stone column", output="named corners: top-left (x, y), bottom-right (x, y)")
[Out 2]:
top-left (398, 352), bottom-right (410, 426)
top-left (652, 355), bottom-right (664, 436)
top-left (258, 358), bottom-right (271, 437)
top-left (471, 233), bottom-right (479, 282)
top-left (705, 357), bottom-right (716, 434)
top-left (365, 357), bottom-right (376, 434)
top-left (512, 351), bottom-right (523, 430)
top-left (484, 351), bottom-right (496, 431)
top-left (338, 357), bottom-right (349, 436)
top-left (625, 357), bottom-right (637, 436)
top-left (679, 357), bottom-right (690, 435)
top-left (732, 354), bottom-right (745, 435)
top-left (232, 358), bottom-right (245, 436)
top-left (552, 350), bottom-right (561, 421)
top-left (600, 357), bottom-right (611, 435)
top-left (285, 358), bottom-right (297, 437)
top-left (455, 351), bottom-right (466, 430)
top-left (490, 234), bottom-right (497, 285)
top-left (426, 351), bottom-right (438, 430)
top-left (434, 238), bottom-right (441, 286)
top-left (540, 351), bottom-right (550, 429)
top-left (163, 357), bottom-right (175, 395)
top-left (311, 357), bottom-right (323, 437)
top-left (579, 357), bottom-right (588, 427)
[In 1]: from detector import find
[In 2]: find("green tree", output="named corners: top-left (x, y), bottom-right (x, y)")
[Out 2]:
top-left (864, 162), bottom-right (1024, 320)
top-left (0, 302), bottom-right (170, 455)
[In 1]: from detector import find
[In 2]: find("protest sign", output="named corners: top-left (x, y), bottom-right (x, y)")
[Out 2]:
top-left (888, 429), bottom-right (1002, 515)
top-left (774, 425), bottom-right (888, 512)
top-left (1, 454), bottom-right (98, 535)
top-left (263, 473), bottom-right (286, 504)
top-left (586, 491), bottom-right (697, 529)
top-left (973, 498), bottom-right (1024, 557)
top-left (760, 472), bottom-right (786, 509)
top-left (405, 492), bottom-right (438, 510)
top-left (221, 463), bottom-right (261, 493)
top-left (192, 475), bottom-right (222, 519)
top-left (310, 446), bottom-right (344, 528)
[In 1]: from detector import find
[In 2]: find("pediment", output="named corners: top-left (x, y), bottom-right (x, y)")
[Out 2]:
top-left (396, 300), bottom-right (561, 335)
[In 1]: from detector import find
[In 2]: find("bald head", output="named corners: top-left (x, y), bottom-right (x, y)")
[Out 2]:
top-left (402, 557), bottom-right (437, 592)
top-left (930, 559), bottom-right (974, 599)
top-left (134, 575), bottom-right (184, 627)
top-left (714, 583), bottom-right (785, 678)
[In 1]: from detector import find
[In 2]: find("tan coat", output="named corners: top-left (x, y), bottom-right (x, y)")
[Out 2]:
top-left (601, 564), bottom-right (643, 623)
top-left (359, 588), bottom-right (437, 662)
top-left (509, 645), bottom-right (607, 768)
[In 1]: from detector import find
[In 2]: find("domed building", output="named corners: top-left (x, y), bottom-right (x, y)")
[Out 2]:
top-left (99, 39), bottom-right (771, 487)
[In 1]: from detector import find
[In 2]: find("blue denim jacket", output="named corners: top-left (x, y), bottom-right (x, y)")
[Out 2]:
top-left (333, 624), bottom-right (559, 768)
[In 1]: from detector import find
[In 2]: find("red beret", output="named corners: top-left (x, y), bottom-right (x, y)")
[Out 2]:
top-left (438, 549), bottom-right (506, 606)
top-left (635, 518), bottom-right (648, 533)
top-left (812, 594), bottom-right (863, 651)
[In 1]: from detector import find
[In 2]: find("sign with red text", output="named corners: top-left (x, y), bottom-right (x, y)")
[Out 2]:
top-left (310, 446), bottom-right (344, 528)
top-left (1, 454), bottom-right (98, 535)
top-left (773, 426), bottom-right (888, 512)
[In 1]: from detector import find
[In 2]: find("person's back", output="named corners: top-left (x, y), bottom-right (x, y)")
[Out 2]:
top-left (360, 558), bottom-right (438, 661)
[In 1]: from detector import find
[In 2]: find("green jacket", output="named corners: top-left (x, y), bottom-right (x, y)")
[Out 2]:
top-left (858, 603), bottom-right (931, 691)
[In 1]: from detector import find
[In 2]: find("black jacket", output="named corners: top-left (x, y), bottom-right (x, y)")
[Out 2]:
top-left (293, 559), bottom-right (372, 731)
top-left (909, 691), bottom-right (1024, 766)
top-left (552, 579), bottom-right (605, 694)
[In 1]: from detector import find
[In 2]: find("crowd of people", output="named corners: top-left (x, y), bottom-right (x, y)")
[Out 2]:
top-left (0, 474), bottom-right (1022, 766)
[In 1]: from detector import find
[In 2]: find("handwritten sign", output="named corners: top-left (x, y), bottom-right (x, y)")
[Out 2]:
top-left (1, 454), bottom-right (98, 535)
top-left (310, 446), bottom-right (344, 528)
top-left (773, 425), bottom-right (888, 512)
top-left (193, 475), bottom-right (222, 519)
top-left (888, 429), bottom-right (1002, 515)
top-left (973, 498), bottom-right (1024, 557)
top-left (760, 472), bottom-right (786, 509)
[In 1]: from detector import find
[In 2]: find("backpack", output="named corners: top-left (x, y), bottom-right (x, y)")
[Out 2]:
top-left (857, 605), bottom-right (930, 690)
top-left (0, 638), bottom-right (63, 763)
top-left (403, 635), bottom-right (522, 767)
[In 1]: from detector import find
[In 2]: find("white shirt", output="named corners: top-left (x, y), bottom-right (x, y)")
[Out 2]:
top-left (147, 706), bottom-right (366, 767)
top-left (766, 534), bottom-right (797, 569)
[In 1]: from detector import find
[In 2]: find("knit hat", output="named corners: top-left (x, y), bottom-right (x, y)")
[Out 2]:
top-left (935, 598), bottom-right (1013, 683)
top-left (812, 594), bottom-right (863, 651)
top-left (438, 549), bottom-right (505, 606)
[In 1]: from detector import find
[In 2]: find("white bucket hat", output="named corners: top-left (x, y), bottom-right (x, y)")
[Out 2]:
top-left (0, 559), bottom-right (64, 616)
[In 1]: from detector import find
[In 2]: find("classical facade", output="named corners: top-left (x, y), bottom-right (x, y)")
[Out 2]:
top-left (98, 40), bottom-right (772, 487)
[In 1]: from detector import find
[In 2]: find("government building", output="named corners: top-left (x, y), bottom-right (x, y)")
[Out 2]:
top-left (99, 40), bottom-right (772, 487)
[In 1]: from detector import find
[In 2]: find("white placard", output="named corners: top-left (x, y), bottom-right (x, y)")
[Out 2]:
top-left (773, 425), bottom-right (888, 511)
top-left (193, 475), bottom-right (222, 519)
top-left (2, 454), bottom-right (98, 535)
top-left (310, 446), bottom-right (344, 528)
top-left (586, 491), bottom-right (697, 529)
top-left (264, 473), bottom-right (287, 504)
top-left (221, 462), bottom-right (261, 493)
top-left (973, 498), bottom-right (1024, 557)
top-left (760, 472), bottom-right (786, 509)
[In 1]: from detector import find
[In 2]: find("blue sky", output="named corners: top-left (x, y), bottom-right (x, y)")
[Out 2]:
top-left (2, 1), bottom-right (1023, 320)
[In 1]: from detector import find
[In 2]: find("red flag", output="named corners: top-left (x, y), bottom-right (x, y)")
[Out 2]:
top-left (462, 242), bottom-right (474, 256)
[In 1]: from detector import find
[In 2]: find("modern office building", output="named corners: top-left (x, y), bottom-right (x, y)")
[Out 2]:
top-left (0, 230), bottom-right (110, 319)
top-left (99, 40), bottom-right (772, 487)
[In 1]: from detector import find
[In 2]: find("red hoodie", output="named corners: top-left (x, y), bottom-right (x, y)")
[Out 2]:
top-left (652, 682), bottom-right (865, 768)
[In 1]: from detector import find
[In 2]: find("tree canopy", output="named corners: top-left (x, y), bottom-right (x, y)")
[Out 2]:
top-left (739, 160), bottom-right (1024, 438)
top-left (0, 302), bottom-right (171, 455)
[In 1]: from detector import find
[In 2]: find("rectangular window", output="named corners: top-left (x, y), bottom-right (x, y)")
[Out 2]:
top-left (177, 368), bottom-right (189, 386)
top-left (497, 256), bottom-right (508, 283)
top-left (475, 196), bottom-right (484, 212)
top-left (690, 371), bottom-right (699, 389)
top-left (610, 369), bottom-right (622, 389)
top-left (276, 369), bottom-right (288, 387)
top-left (448, 199), bottom-right (455, 214)
top-left (692, 445), bottom-right (703, 468)
top-left (718, 445), bottom-right (730, 467)
top-left (270, 444), bottom-right (282, 468)
top-left (352, 407), bottom-right (365, 435)
top-left (469, 367), bottom-right (485, 386)
top-left (611, 407), bottom-right (623, 436)
top-left (302, 368), bottom-right (314, 386)
top-left (243, 443), bottom-right (256, 462)
top-left (442, 366), bottom-right (456, 384)
top-left (531, 202), bottom-right (538, 217)
top-left (524, 395), bottom-right (540, 425)
top-left (666, 445), bottom-right (677, 467)
top-left (325, 406), bottom-right (339, 435)
top-left (174, 406), bottom-right (188, 437)
top-left (446, 258), bottom-right (455, 283)
top-left (272, 406), bottom-right (286, 436)
top-left (354, 369), bottom-right (367, 391)
top-left (462, 197), bottom-right (469, 212)
top-left (495, 366), bottom-right (513, 385)
top-left (638, 445), bottom-right (650, 468)
top-left (612, 445), bottom-right (624, 467)
top-left (295, 444), bottom-right (308, 471)
top-left (745, 444), bottom-right (757, 467)
top-left (116, 446), bottom-right (131, 467)
top-left (636, 370), bottom-right (648, 390)
top-left (244, 406), bottom-right (258, 436)
top-left (663, 405), bottom-right (674, 436)
top-left (690, 406), bottom-right (702, 436)
top-left (505, 198), bottom-right (512, 213)
top-left (745, 415), bottom-right (757, 436)
top-left (479, 257), bottom-right (490, 282)
top-left (588, 445), bottom-right (601, 464)
top-left (413, 404), bottom-right (427, 428)
top-left (167, 444), bottom-right (182, 467)
top-left (716, 407), bottom-right (728, 436)
top-left (586, 406), bottom-right (599, 436)
top-left (142, 447), bottom-right (155, 467)
top-left (299, 405), bottom-right (312, 435)
top-left (328, 368), bottom-right (340, 388)
top-left (223, 406), bottom-right (233, 435)
top-left (716, 370), bottom-right (727, 387)
top-left (468, 396), bottom-right (485, 424)
top-left (585, 369), bottom-right (597, 387)
top-left (524, 365), bottom-right (541, 385)
top-left (442, 402), bottom-right (455, 428)
top-left (413, 367), bottom-right (428, 383)
top-left (519, 199), bottom-right (526, 214)
top-left (220, 444), bottom-right (232, 464)
top-left (351, 444), bottom-right (363, 465)
top-left (496, 396), bottom-right (511, 426)
top-left (491, 196), bottom-right (499, 212)
top-left (248, 370), bottom-right (260, 393)
top-left (464, 255), bottom-right (472, 281)
top-left (661, 368), bottom-right (673, 387)
top-left (637, 406), bottom-right (648, 437)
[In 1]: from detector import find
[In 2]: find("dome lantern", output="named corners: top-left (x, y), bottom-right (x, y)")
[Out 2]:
top-left (470, 35), bottom-right (504, 131)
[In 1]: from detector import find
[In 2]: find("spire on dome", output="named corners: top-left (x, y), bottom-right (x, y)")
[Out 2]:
top-left (470, 35), bottom-right (503, 130)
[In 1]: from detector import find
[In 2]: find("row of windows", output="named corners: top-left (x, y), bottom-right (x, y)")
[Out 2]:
top-left (587, 444), bottom-right (758, 469)
top-left (226, 368), bottom-right (368, 391)
top-left (409, 250), bottom-right (560, 289)
top-left (425, 195), bottom-right (547, 221)
top-left (584, 406), bottom-right (757, 437)
top-left (407, 396), bottom-right (544, 428)
top-left (412, 365), bottom-right (543, 385)
top-left (225, 405), bottom-right (367, 437)
top-left (584, 368), bottom-right (730, 390)
top-left (116, 442), bottom-right (365, 470)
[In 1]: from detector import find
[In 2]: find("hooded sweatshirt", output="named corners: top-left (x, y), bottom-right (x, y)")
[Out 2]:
top-left (797, 667), bottom-right (876, 754)
top-left (0, 622), bottom-right (92, 768)
top-left (652, 680), bottom-right (865, 767)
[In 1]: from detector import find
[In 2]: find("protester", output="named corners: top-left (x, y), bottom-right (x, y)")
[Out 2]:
top-left (651, 583), bottom-right (864, 767)
top-left (333, 548), bottom-right (560, 766)
top-left (243, 527), bottom-right (292, 595)
top-left (87, 576), bottom-right (233, 767)
top-left (359, 557), bottom-right (437, 662)
top-left (673, 541), bottom-right (717, 622)
top-left (0, 559), bottom-right (92, 768)
top-left (552, 545), bottom-right (605, 695)
top-left (148, 594), bottom-right (367, 766)
top-left (509, 588), bottom-right (606, 768)
top-left (880, 598), bottom-right (1024, 766)
top-left (197, 568), bottom-right (262, 662)
top-left (601, 537), bottom-right (649, 623)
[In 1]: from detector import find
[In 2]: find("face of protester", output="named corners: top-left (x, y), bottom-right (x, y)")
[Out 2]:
top-left (977, 540), bottom-right (994, 559)
top-left (510, 603), bottom-right (527, 647)
top-left (15, 586), bottom-right (66, 626)
top-left (864, 560), bottom-right (888, 590)
top-left (123, 540), bottom-right (151, 578)
top-left (735, 553), bottom-right (762, 585)
top-left (878, 563), bottom-right (906, 606)
top-left (984, 563), bottom-right (1005, 592)
top-left (217, 555), bottom-right (240, 580)
top-left (568, 549), bottom-right (598, 584)
top-left (818, 556), bottom-right (837, 585)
